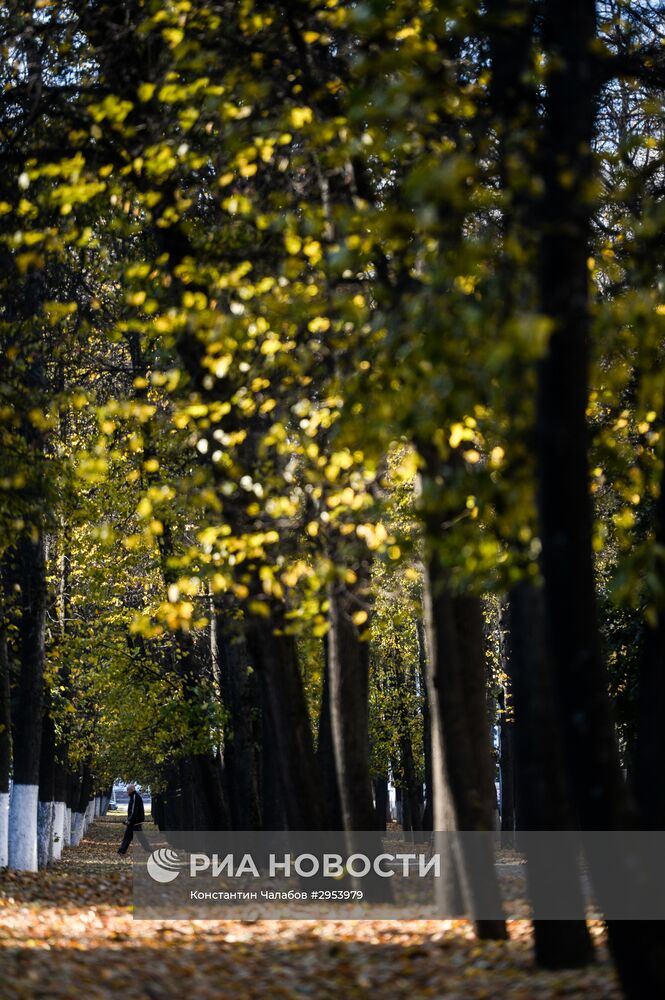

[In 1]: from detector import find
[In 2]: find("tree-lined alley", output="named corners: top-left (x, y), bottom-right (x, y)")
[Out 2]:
top-left (2, 2), bottom-right (665, 996)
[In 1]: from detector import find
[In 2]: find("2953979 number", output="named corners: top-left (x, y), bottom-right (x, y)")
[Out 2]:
top-left (309, 890), bottom-right (364, 901)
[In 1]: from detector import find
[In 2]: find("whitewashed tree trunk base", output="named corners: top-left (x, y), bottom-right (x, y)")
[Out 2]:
top-left (63, 807), bottom-right (71, 848)
top-left (70, 811), bottom-right (84, 847)
top-left (37, 800), bottom-right (55, 869)
top-left (0, 792), bottom-right (9, 867)
top-left (52, 801), bottom-right (65, 860)
top-left (8, 784), bottom-right (39, 871)
top-left (83, 799), bottom-right (94, 833)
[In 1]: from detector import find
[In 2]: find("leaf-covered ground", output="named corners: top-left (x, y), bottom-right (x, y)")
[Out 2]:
top-left (0, 816), bottom-right (622, 999)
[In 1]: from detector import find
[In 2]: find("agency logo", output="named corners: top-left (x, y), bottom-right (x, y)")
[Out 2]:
top-left (146, 848), bottom-right (187, 884)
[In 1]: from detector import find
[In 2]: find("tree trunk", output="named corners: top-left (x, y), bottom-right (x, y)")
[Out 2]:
top-left (37, 711), bottom-right (56, 869)
top-left (192, 752), bottom-right (228, 830)
top-left (52, 759), bottom-right (68, 860)
top-left (317, 638), bottom-right (343, 829)
top-left (161, 762), bottom-right (185, 832)
top-left (509, 582), bottom-right (594, 968)
top-left (0, 626), bottom-right (11, 867)
top-left (8, 533), bottom-right (46, 871)
top-left (423, 552), bottom-right (507, 939)
top-left (400, 727), bottom-right (422, 833)
top-left (498, 688), bottom-right (515, 834)
top-left (53, 525), bottom-right (72, 856)
top-left (634, 457), bottom-right (665, 829)
top-left (373, 775), bottom-right (388, 831)
top-left (417, 619), bottom-right (434, 832)
top-left (258, 687), bottom-right (286, 831)
top-left (247, 615), bottom-right (325, 830)
top-left (535, 2), bottom-right (665, 991)
top-left (327, 581), bottom-right (377, 832)
top-left (68, 769), bottom-right (81, 847)
top-left (71, 765), bottom-right (93, 847)
top-left (176, 754), bottom-right (218, 830)
top-left (536, 0), bottom-right (630, 842)
top-left (63, 771), bottom-right (73, 848)
top-left (218, 627), bottom-right (262, 830)
top-left (171, 629), bottom-right (230, 831)
top-left (152, 792), bottom-right (165, 831)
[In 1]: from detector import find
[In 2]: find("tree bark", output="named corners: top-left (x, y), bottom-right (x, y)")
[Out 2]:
top-left (258, 685), bottom-right (286, 831)
top-left (217, 626), bottom-right (262, 830)
top-left (71, 765), bottom-right (93, 847)
top-left (327, 580), bottom-right (377, 832)
top-left (399, 729), bottom-right (422, 834)
top-left (498, 687), bottom-right (515, 834)
top-left (535, 1), bottom-right (665, 991)
top-left (373, 776), bottom-right (389, 831)
top-left (52, 758), bottom-right (68, 860)
top-left (423, 552), bottom-right (507, 940)
top-left (634, 457), bottom-right (665, 829)
top-left (509, 582), bottom-right (594, 968)
top-left (8, 533), bottom-right (46, 871)
top-left (0, 625), bottom-right (11, 867)
top-left (417, 619), bottom-right (434, 831)
top-left (317, 637), bottom-right (343, 829)
top-left (247, 615), bottom-right (325, 830)
top-left (160, 762), bottom-right (185, 832)
top-left (536, 0), bottom-right (629, 840)
top-left (152, 792), bottom-right (165, 831)
top-left (37, 711), bottom-right (56, 869)
top-left (192, 752), bottom-right (228, 830)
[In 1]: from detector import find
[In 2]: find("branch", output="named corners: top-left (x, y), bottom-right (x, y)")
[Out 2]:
top-left (601, 43), bottom-right (665, 88)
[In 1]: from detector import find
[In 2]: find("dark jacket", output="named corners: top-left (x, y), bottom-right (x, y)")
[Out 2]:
top-left (127, 791), bottom-right (145, 827)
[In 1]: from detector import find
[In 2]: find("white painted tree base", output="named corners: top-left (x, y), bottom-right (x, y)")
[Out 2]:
top-left (70, 812), bottom-right (84, 847)
top-left (52, 801), bottom-right (65, 860)
top-left (0, 792), bottom-right (9, 867)
top-left (63, 806), bottom-right (71, 848)
top-left (9, 784), bottom-right (39, 871)
top-left (37, 800), bottom-right (54, 869)
top-left (82, 799), bottom-right (94, 835)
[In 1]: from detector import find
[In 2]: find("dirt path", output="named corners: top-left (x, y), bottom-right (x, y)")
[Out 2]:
top-left (0, 816), bottom-right (621, 999)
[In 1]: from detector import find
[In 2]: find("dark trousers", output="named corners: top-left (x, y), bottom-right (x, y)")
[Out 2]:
top-left (118, 823), bottom-right (149, 854)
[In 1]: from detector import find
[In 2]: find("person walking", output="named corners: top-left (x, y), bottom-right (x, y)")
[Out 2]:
top-left (117, 783), bottom-right (148, 855)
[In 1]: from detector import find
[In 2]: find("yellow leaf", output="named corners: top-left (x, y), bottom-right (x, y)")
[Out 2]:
top-left (138, 82), bottom-right (156, 102)
top-left (289, 106), bottom-right (313, 128)
top-left (249, 600), bottom-right (270, 618)
top-left (137, 497), bottom-right (152, 518)
top-left (284, 232), bottom-right (302, 254)
top-left (163, 27), bottom-right (184, 47)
